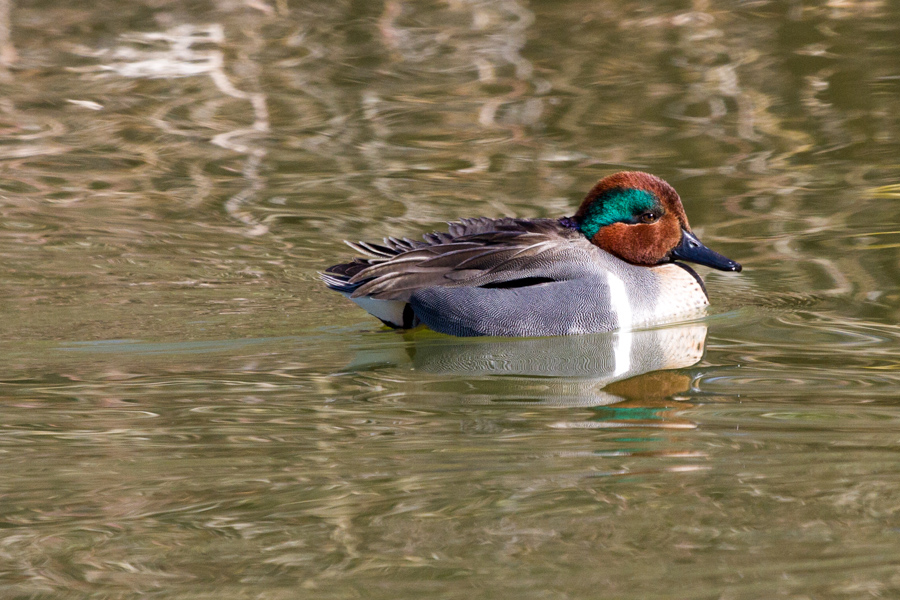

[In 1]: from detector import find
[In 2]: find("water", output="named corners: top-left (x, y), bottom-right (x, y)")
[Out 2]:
top-left (1, 0), bottom-right (900, 598)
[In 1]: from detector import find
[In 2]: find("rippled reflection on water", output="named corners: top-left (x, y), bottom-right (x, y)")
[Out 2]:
top-left (1, 0), bottom-right (900, 598)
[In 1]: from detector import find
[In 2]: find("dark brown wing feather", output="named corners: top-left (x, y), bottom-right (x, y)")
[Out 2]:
top-left (324, 218), bottom-right (591, 301)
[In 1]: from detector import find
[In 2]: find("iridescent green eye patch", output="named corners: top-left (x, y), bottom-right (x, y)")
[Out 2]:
top-left (578, 188), bottom-right (658, 238)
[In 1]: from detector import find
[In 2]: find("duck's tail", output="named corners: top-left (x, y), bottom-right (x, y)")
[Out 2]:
top-left (320, 250), bottom-right (417, 329)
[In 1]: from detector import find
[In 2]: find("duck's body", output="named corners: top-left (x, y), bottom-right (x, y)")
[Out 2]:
top-left (322, 172), bottom-right (741, 337)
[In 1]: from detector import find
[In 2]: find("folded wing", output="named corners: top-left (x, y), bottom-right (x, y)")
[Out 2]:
top-left (323, 218), bottom-right (599, 302)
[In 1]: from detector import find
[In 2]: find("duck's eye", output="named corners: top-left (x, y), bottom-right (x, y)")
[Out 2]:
top-left (639, 212), bottom-right (658, 224)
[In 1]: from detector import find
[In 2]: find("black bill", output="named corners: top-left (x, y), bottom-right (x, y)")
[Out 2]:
top-left (671, 229), bottom-right (742, 272)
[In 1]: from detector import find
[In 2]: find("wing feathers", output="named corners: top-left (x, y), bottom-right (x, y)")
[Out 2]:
top-left (324, 218), bottom-right (592, 301)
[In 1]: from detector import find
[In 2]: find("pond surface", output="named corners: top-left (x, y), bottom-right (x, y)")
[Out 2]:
top-left (1, 0), bottom-right (900, 598)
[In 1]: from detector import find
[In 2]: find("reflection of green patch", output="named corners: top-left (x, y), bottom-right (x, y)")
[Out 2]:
top-left (579, 188), bottom-right (658, 238)
top-left (591, 406), bottom-right (668, 421)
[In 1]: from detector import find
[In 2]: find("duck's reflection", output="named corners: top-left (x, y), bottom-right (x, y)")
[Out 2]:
top-left (344, 324), bottom-right (708, 466)
top-left (350, 323), bottom-right (707, 409)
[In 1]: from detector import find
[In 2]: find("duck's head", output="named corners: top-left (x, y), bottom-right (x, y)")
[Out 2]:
top-left (573, 171), bottom-right (742, 272)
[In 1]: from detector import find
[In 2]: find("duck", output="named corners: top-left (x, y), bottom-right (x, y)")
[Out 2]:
top-left (321, 171), bottom-right (741, 337)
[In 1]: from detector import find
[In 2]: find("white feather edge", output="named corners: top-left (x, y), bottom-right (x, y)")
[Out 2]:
top-left (344, 292), bottom-right (407, 327)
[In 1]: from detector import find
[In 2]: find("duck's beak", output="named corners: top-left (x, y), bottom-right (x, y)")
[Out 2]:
top-left (671, 229), bottom-right (742, 272)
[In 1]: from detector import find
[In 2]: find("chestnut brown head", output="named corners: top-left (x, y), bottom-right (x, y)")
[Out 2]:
top-left (573, 172), bottom-right (741, 271)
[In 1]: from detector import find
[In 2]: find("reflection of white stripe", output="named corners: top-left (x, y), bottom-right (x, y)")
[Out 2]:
top-left (607, 272), bottom-right (632, 376)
